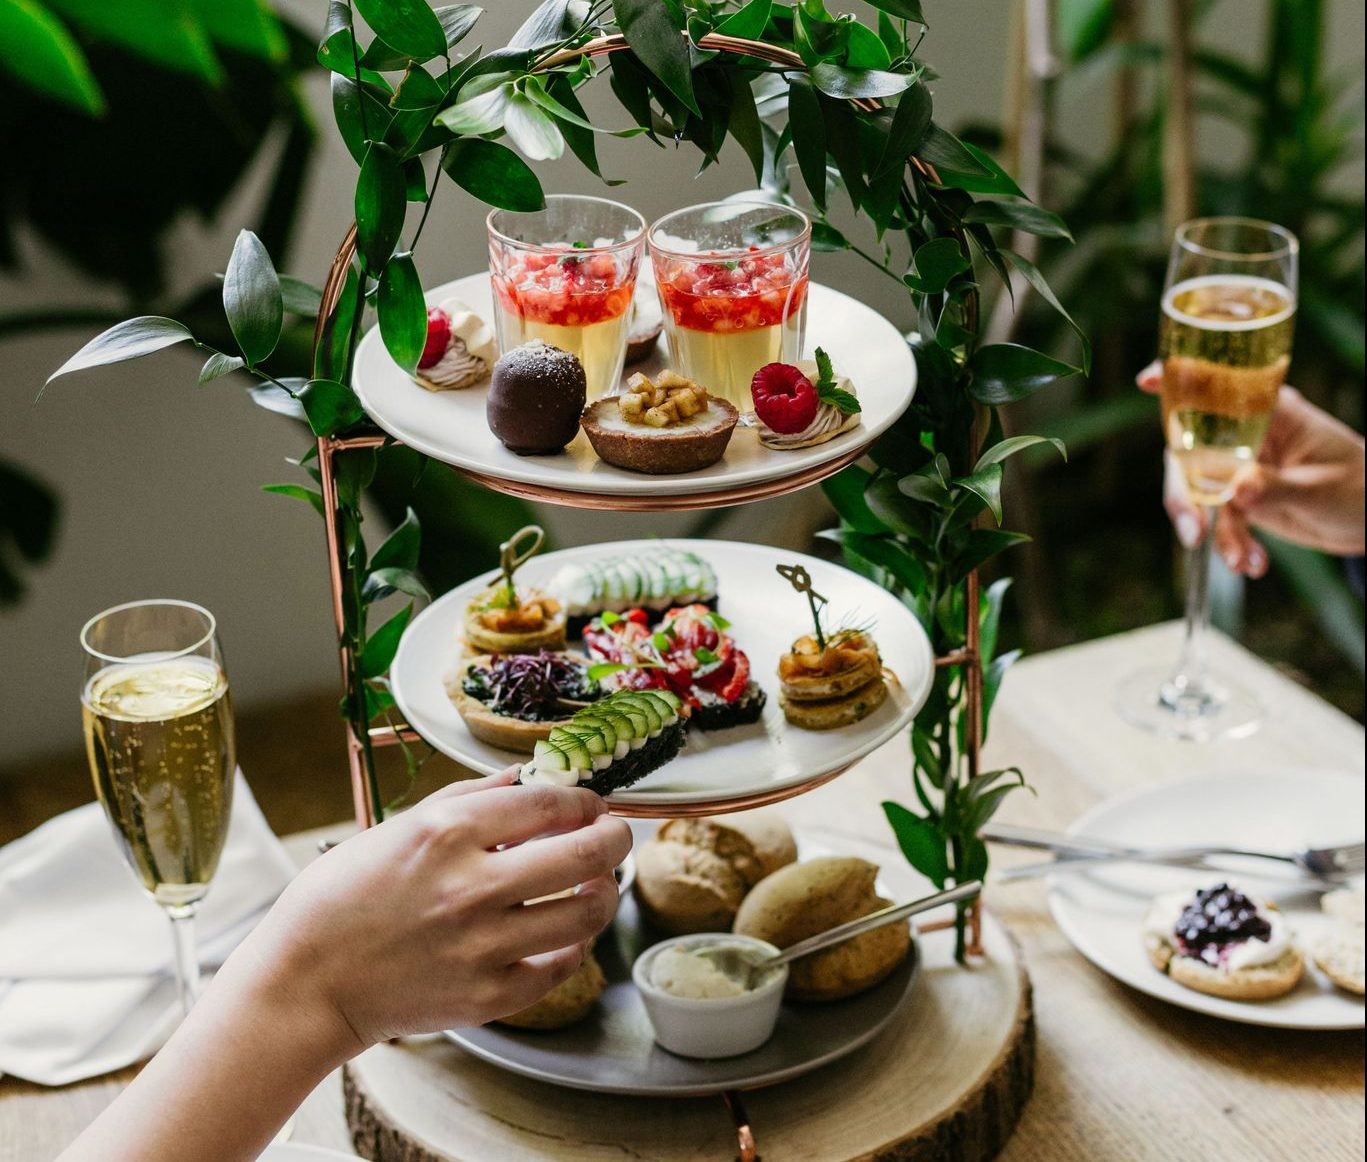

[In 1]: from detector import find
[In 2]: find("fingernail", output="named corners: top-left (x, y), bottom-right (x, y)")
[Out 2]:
top-left (1249, 546), bottom-right (1266, 573)
top-left (1176, 513), bottom-right (1200, 549)
top-left (1223, 549), bottom-right (1241, 571)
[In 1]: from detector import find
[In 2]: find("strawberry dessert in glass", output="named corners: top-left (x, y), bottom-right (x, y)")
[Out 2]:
top-left (649, 202), bottom-right (810, 411)
top-left (487, 196), bottom-right (646, 400)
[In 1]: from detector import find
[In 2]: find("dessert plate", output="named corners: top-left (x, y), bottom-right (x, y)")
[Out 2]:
top-left (1048, 771), bottom-right (1365, 1029)
top-left (389, 539), bottom-right (934, 815)
top-left (445, 823), bottom-right (921, 1097)
top-left (351, 274), bottom-right (915, 507)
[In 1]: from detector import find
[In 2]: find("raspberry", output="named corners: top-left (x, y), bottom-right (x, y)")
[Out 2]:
top-left (417, 308), bottom-right (451, 369)
top-left (751, 362), bottom-right (818, 433)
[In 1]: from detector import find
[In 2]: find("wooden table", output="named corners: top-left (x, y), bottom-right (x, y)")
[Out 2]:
top-left (4, 622), bottom-right (1364, 1162)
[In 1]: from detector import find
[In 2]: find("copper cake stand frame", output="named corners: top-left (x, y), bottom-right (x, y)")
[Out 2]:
top-left (310, 29), bottom-right (990, 1162)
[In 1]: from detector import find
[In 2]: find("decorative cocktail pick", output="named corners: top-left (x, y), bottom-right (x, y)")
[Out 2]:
top-left (498, 524), bottom-right (544, 606)
top-left (777, 562), bottom-right (829, 652)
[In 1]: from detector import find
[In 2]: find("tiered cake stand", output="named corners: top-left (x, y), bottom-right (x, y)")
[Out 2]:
top-left (309, 31), bottom-right (1033, 1161)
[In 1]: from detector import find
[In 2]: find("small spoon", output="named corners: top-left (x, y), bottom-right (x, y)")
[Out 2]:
top-left (704, 880), bottom-right (983, 990)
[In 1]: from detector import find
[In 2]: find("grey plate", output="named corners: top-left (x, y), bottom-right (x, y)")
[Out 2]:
top-left (445, 887), bottom-right (919, 1098)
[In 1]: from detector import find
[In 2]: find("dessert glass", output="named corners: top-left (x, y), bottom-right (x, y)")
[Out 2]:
top-left (487, 195), bottom-right (647, 399)
top-left (649, 201), bottom-right (811, 410)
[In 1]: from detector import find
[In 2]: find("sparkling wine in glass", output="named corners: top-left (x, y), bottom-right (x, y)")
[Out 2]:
top-left (81, 599), bottom-right (236, 1015)
top-left (487, 194), bottom-right (646, 399)
top-left (1117, 217), bottom-right (1298, 741)
top-left (649, 201), bottom-right (810, 411)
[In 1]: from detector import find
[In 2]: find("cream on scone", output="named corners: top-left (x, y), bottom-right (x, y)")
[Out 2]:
top-left (1144, 882), bottom-right (1302, 1001)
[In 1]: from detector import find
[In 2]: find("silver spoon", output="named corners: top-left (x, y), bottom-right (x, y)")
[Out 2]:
top-left (704, 880), bottom-right (982, 990)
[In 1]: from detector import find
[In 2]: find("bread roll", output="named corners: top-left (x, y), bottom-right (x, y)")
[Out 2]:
top-left (496, 950), bottom-right (607, 1029)
top-left (733, 856), bottom-right (911, 1001)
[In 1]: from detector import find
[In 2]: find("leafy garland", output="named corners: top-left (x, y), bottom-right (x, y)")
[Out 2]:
top-left (48, 0), bottom-right (1088, 959)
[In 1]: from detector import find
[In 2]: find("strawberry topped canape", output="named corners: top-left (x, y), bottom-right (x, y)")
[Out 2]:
top-left (411, 299), bottom-right (497, 392)
top-left (582, 604), bottom-right (766, 731)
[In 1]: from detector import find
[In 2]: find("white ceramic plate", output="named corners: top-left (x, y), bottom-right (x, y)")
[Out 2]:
top-left (445, 823), bottom-right (920, 1097)
top-left (1048, 771), bottom-right (1365, 1030)
top-left (390, 539), bottom-right (934, 810)
top-left (351, 275), bottom-right (915, 498)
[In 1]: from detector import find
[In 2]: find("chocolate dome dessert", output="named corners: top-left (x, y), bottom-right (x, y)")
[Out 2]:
top-left (486, 340), bottom-right (587, 455)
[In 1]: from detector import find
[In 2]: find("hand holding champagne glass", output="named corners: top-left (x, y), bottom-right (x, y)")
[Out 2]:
top-left (1119, 218), bottom-right (1299, 741)
top-left (81, 600), bottom-right (236, 1015)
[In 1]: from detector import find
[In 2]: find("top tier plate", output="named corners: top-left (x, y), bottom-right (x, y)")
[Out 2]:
top-left (351, 274), bottom-right (915, 510)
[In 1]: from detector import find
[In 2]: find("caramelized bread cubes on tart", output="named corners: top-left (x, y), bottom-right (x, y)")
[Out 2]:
top-left (550, 547), bottom-right (718, 637)
top-left (584, 604), bottom-right (766, 731)
top-left (778, 630), bottom-right (886, 730)
top-left (581, 370), bottom-right (738, 475)
top-left (1145, 883), bottom-right (1304, 1001)
top-left (518, 689), bottom-right (687, 796)
top-left (450, 651), bottom-right (600, 753)
top-left (412, 301), bottom-right (498, 391)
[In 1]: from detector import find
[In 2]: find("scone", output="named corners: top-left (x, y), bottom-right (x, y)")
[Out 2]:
top-left (496, 950), bottom-right (607, 1030)
top-left (1144, 883), bottom-right (1303, 1001)
top-left (1311, 886), bottom-right (1365, 995)
top-left (633, 812), bottom-right (798, 936)
top-left (733, 856), bottom-right (910, 1002)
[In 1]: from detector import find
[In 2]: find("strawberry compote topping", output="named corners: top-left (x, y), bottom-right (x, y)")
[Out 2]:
top-left (419, 307), bottom-right (452, 369)
top-left (657, 248), bottom-right (808, 333)
top-left (492, 246), bottom-right (634, 328)
top-left (583, 605), bottom-right (752, 707)
top-left (751, 362), bottom-right (819, 433)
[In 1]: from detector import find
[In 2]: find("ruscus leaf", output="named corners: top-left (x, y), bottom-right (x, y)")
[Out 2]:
top-left (377, 253), bottom-right (427, 371)
top-left (47, 317), bottom-right (193, 384)
top-left (354, 0), bottom-right (446, 61)
top-left (441, 138), bottom-right (545, 211)
top-left (355, 142), bottom-right (407, 274)
top-left (223, 230), bottom-right (283, 365)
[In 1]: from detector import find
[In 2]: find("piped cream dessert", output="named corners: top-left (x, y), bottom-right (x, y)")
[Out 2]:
top-left (752, 349), bottom-right (862, 450)
top-left (413, 300), bottom-right (498, 391)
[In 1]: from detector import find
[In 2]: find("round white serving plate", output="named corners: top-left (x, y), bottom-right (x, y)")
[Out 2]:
top-left (390, 539), bottom-right (935, 814)
top-left (1048, 770), bottom-right (1365, 1030)
top-left (351, 274), bottom-right (915, 502)
top-left (444, 823), bottom-right (921, 1097)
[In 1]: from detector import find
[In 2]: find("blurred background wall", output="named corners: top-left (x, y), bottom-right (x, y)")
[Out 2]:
top-left (1, 0), bottom-right (1362, 772)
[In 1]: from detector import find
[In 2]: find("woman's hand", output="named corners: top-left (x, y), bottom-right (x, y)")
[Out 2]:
top-left (1138, 363), bottom-right (1366, 575)
top-left (248, 769), bottom-right (632, 1051)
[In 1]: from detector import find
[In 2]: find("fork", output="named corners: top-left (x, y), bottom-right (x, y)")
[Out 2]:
top-left (982, 823), bottom-right (1366, 883)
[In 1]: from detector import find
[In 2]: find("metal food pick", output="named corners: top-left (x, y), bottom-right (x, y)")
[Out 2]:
top-left (498, 524), bottom-right (544, 604)
top-left (777, 562), bottom-right (829, 651)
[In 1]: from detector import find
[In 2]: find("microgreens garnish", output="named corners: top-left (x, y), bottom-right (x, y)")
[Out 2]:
top-left (695, 646), bottom-right (720, 666)
top-left (813, 347), bottom-right (861, 416)
top-left (707, 610), bottom-right (731, 632)
top-left (776, 562), bottom-right (830, 651)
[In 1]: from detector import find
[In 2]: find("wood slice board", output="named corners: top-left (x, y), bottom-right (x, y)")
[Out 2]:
top-left (343, 911), bottom-right (1033, 1162)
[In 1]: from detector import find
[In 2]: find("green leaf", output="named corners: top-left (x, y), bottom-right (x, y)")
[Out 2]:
top-left (963, 199), bottom-right (1073, 241)
top-left (715, 0), bottom-right (771, 38)
top-left (299, 378), bottom-right (366, 437)
top-left (441, 138), bottom-right (545, 211)
top-left (875, 81), bottom-right (932, 176)
top-left (613, 0), bottom-right (699, 116)
top-left (727, 74), bottom-right (765, 184)
top-left (435, 81), bottom-right (511, 134)
top-left (362, 602), bottom-right (414, 678)
top-left (377, 253), bottom-right (427, 372)
top-left (507, 0), bottom-right (575, 50)
top-left (883, 801), bottom-right (949, 887)
top-left (979, 576), bottom-right (1011, 665)
top-left (810, 63), bottom-right (916, 100)
top-left (809, 221), bottom-right (848, 252)
top-left (354, 0), bottom-right (446, 61)
top-left (198, 352), bottom-right (244, 383)
top-left (788, 75), bottom-right (827, 210)
top-left (316, 265), bottom-right (361, 381)
top-left (355, 142), bottom-right (407, 274)
top-left (929, 141), bottom-right (1027, 198)
top-left (504, 91), bottom-right (565, 161)
top-left (843, 532), bottom-right (926, 592)
top-left (541, 77), bottom-right (621, 184)
top-left (318, 0), bottom-right (355, 71)
top-left (844, 20), bottom-right (892, 69)
top-left (953, 462), bottom-right (1004, 525)
top-left (248, 380), bottom-right (307, 421)
top-left (332, 73), bottom-right (394, 165)
top-left (47, 317), bottom-right (193, 384)
top-left (951, 528), bottom-right (1031, 582)
top-left (916, 123), bottom-right (991, 176)
top-left (222, 230), bottom-right (283, 365)
top-left (0, 0), bottom-right (104, 115)
top-left (969, 344), bottom-right (1082, 405)
top-left (822, 465), bottom-right (886, 534)
top-left (280, 276), bottom-right (324, 317)
top-left (975, 435), bottom-right (1067, 472)
top-left (391, 64), bottom-right (443, 109)
top-left (363, 566), bottom-right (430, 602)
top-left (436, 4), bottom-right (482, 47)
top-left (262, 483), bottom-right (325, 516)
top-left (903, 237), bottom-right (971, 294)
top-left (371, 506), bottom-right (422, 572)
top-left (864, 0), bottom-right (926, 23)
top-left (897, 458), bottom-right (951, 504)
top-left (1001, 250), bottom-right (1092, 374)
top-left (44, 0), bottom-right (221, 83)
top-left (187, 0), bottom-right (286, 61)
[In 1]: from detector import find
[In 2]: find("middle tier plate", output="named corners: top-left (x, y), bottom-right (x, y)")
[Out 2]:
top-left (351, 274), bottom-right (915, 509)
top-left (390, 539), bottom-right (935, 816)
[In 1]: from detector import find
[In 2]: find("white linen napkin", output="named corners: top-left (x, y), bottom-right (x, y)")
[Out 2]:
top-left (0, 772), bottom-right (296, 1085)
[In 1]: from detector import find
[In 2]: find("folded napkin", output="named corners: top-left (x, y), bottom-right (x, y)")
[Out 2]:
top-left (0, 773), bottom-right (296, 1085)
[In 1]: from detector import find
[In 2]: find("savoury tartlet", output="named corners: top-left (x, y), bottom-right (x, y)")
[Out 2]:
top-left (450, 650), bottom-right (600, 753)
top-left (463, 584), bottom-right (567, 655)
top-left (777, 629), bottom-right (886, 730)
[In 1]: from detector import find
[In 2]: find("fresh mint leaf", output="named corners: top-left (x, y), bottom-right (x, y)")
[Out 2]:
top-left (812, 346), bottom-right (862, 415)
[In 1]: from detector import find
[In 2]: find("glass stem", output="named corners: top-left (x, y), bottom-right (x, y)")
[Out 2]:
top-left (1172, 506), bottom-right (1216, 696)
top-left (166, 904), bottom-right (201, 1018)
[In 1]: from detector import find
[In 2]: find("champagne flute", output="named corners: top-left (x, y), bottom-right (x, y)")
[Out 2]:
top-left (1118, 217), bottom-right (1299, 742)
top-left (81, 599), bottom-right (236, 1015)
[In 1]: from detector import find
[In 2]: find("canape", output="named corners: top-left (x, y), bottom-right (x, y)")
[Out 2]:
top-left (549, 547), bottom-right (718, 637)
top-left (449, 650), bottom-right (600, 753)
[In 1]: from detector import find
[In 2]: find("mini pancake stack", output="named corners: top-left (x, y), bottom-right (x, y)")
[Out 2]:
top-left (777, 629), bottom-right (887, 730)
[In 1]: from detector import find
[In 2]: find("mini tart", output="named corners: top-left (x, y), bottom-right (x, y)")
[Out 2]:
top-left (581, 396), bottom-right (738, 475)
top-left (777, 630), bottom-right (882, 703)
top-left (413, 299), bottom-right (497, 391)
top-left (447, 652), bottom-right (593, 754)
top-left (463, 586), bottom-right (566, 655)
